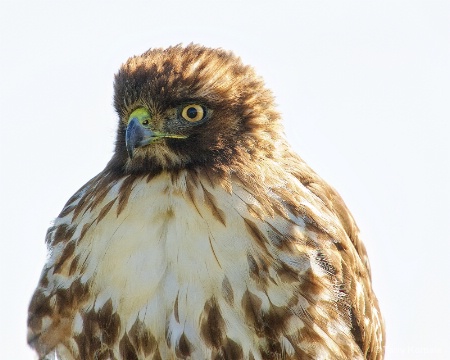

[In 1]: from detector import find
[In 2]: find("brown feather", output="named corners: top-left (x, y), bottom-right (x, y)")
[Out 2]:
top-left (28, 44), bottom-right (385, 359)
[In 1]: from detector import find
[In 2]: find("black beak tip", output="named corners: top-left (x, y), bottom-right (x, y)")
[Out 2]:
top-left (125, 118), bottom-right (140, 159)
top-left (125, 117), bottom-right (157, 159)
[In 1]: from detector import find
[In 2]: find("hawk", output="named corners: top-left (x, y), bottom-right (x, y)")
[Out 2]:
top-left (28, 44), bottom-right (385, 359)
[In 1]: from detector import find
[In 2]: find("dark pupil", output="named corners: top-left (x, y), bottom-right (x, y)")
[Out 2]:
top-left (186, 107), bottom-right (198, 119)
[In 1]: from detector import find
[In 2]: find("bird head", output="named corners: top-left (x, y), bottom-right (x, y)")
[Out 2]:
top-left (109, 44), bottom-right (284, 175)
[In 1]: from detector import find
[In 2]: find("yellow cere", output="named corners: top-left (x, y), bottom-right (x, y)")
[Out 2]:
top-left (128, 108), bottom-right (151, 125)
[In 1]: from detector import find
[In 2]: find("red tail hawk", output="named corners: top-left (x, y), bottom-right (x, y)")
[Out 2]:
top-left (28, 44), bottom-right (385, 359)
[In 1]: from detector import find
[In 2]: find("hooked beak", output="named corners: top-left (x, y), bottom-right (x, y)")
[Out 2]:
top-left (125, 117), bottom-right (187, 159)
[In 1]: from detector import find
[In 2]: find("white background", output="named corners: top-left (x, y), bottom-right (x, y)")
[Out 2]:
top-left (1, 1), bottom-right (449, 359)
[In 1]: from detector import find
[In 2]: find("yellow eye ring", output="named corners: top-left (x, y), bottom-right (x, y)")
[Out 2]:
top-left (181, 104), bottom-right (205, 122)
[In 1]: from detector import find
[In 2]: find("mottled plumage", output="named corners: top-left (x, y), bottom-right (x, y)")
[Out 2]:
top-left (28, 44), bottom-right (385, 359)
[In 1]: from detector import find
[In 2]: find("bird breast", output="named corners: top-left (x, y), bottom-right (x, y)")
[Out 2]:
top-left (50, 170), bottom-right (314, 358)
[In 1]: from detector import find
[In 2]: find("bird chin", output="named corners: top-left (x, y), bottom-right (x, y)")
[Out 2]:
top-left (126, 143), bottom-right (189, 172)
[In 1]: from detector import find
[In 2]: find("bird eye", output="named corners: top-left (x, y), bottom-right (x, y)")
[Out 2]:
top-left (181, 104), bottom-right (206, 122)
